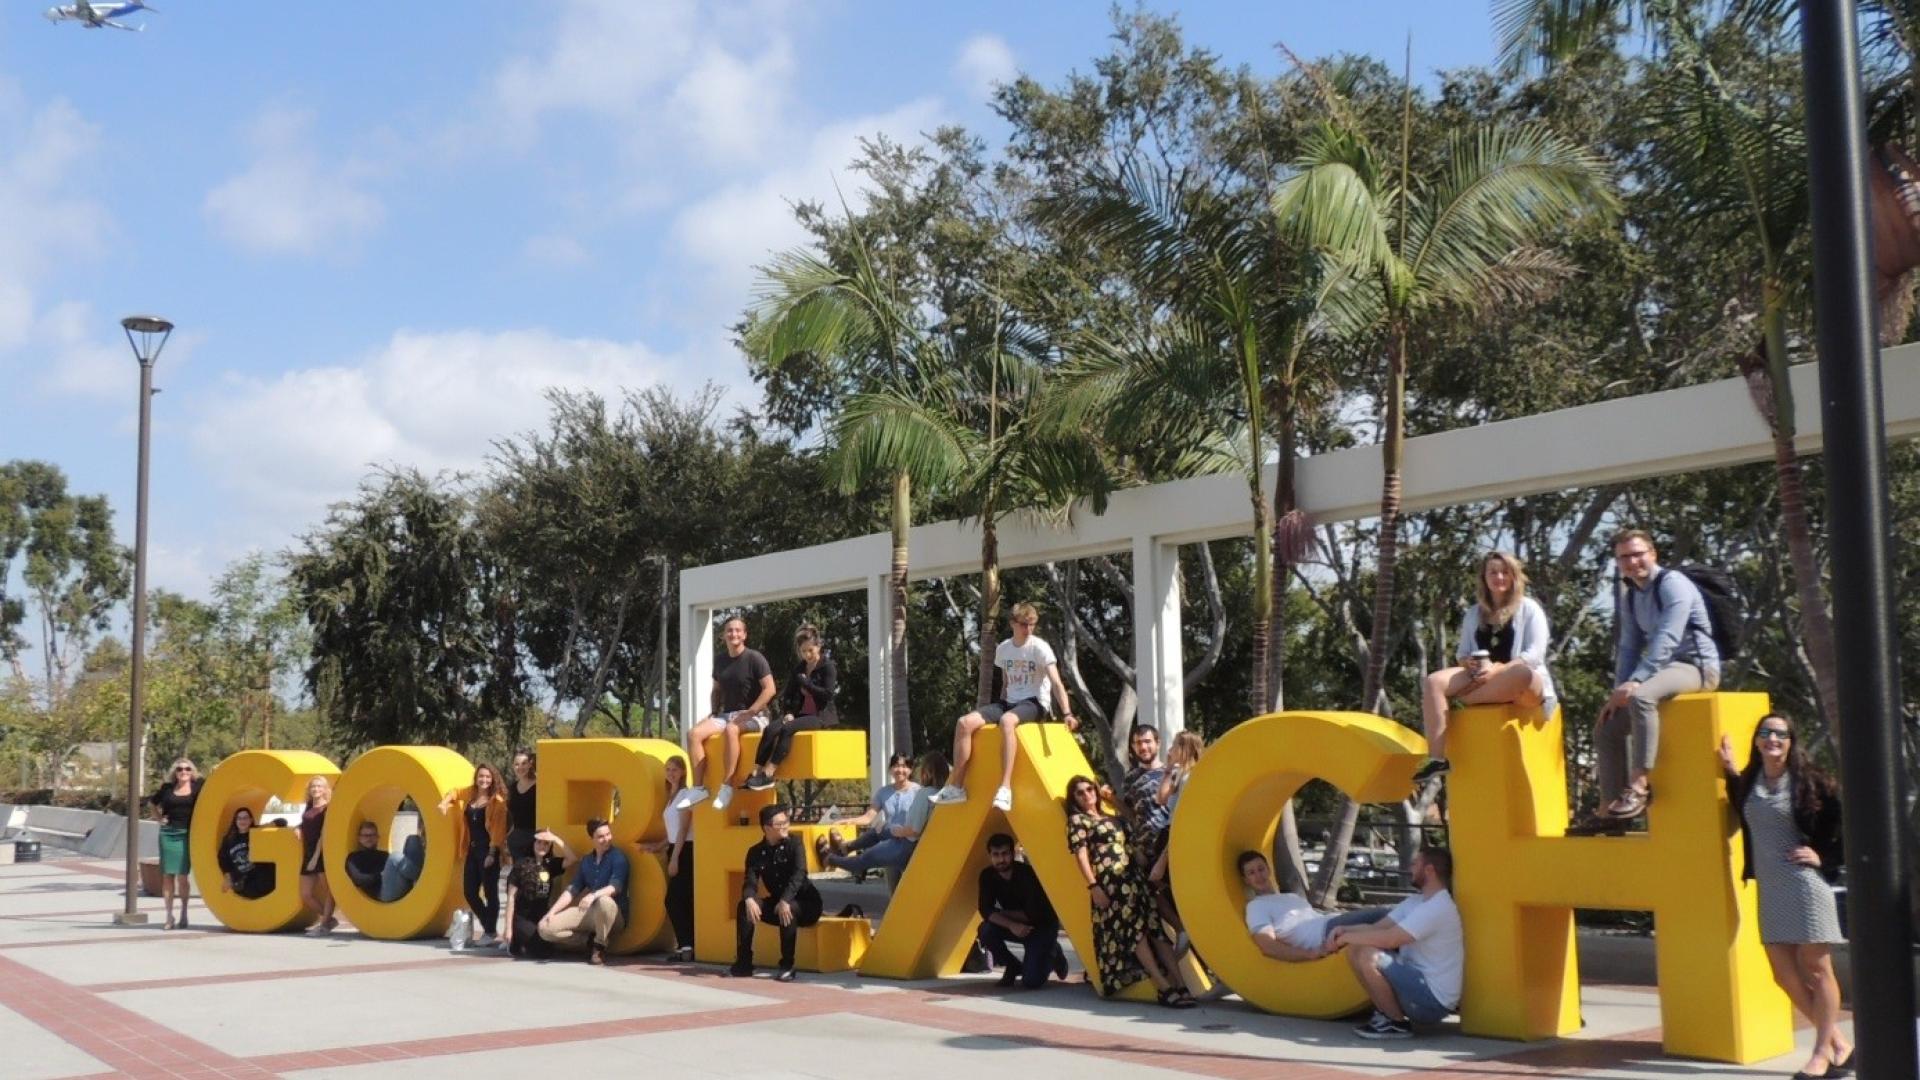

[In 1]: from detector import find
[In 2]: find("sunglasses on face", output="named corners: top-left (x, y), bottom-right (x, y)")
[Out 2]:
top-left (1756, 728), bottom-right (1792, 741)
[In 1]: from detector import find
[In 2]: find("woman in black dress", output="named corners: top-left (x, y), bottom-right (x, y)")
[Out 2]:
top-left (150, 757), bottom-right (203, 930)
top-left (506, 748), bottom-right (538, 860)
top-left (1064, 775), bottom-right (1194, 1007)
top-left (299, 776), bottom-right (338, 934)
top-left (216, 807), bottom-right (275, 899)
top-left (741, 625), bottom-right (838, 792)
top-left (503, 829), bottom-right (574, 958)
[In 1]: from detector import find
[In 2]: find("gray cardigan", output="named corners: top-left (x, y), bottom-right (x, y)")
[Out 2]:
top-left (1456, 596), bottom-right (1557, 720)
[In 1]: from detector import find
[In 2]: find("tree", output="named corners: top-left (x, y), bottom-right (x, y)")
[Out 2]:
top-left (290, 470), bottom-right (523, 750)
top-left (0, 461), bottom-right (129, 710)
top-left (1275, 78), bottom-right (1616, 901)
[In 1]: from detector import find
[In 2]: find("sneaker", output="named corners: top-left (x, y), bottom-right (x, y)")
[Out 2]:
top-left (303, 922), bottom-right (327, 936)
top-left (473, 932), bottom-right (496, 947)
top-left (713, 785), bottom-right (735, 812)
top-left (670, 785), bottom-right (710, 811)
top-left (775, 966), bottom-right (796, 982)
top-left (1411, 758), bottom-right (1450, 783)
top-left (672, 946), bottom-right (694, 962)
top-left (927, 785), bottom-right (969, 805)
top-left (726, 964), bottom-right (753, 978)
top-left (744, 772), bottom-right (776, 791)
top-left (992, 786), bottom-right (1013, 811)
top-left (1354, 1011), bottom-right (1412, 1040)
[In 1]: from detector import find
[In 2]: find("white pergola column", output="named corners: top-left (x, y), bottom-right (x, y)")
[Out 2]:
top-left (678, 604), bottom-right (714, 751)
top-left (865, 573), bottom-right (896, 789)
top-left (1131, 534), bottom-right (1185, 737)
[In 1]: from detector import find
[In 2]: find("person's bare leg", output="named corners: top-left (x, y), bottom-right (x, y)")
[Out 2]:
top-left (1147, 934), bottom-right (1187, 991)
top-left (949, 712), bottom-right (984, 788)
top-left (1420, 668), bottom-right (1470, 757)
top-left (177, 873), bottom-right (192, 925)
top-left (1457, 664), bottom-right (1544, 708)
top-left (161, 874), bottom-right (176, 926)
top-left (996, 716), bottom-right (1019, 790)
top-left (1763, 943), bottom-right (1818, 1021)
top-left (722, 719), bottom-right (744, 785)
top-left (687, 715), bottom-right (723, 778)
top-left (1346, 945), bottom-right (1405, 1020)
top-left (1133, 936), bottom-right (1173, 991)
top-left (1796, 945), bottom-right (1846, 1073)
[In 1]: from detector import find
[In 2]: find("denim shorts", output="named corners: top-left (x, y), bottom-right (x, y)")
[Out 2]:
top-left (1374, 952), bottom-right (1452, 1024)
top-left (979, 700), bottom-right (1045, 724)
top-left (721, 709), bottom-right (768, 732)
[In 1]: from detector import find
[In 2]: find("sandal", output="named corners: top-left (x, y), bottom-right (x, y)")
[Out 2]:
top-left (1601, 786), bottom-right (1652, 819)
top-left (163, 917), bottom-right (175, 931)
top-left (1156, 987), bottom-right (1199, 1009)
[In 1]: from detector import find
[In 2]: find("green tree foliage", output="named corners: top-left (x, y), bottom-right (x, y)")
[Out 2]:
top-left (0, 461), bottom-right (129, 707)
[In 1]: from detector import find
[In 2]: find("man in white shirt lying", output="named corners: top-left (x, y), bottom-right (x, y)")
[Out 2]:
top-left (1238, 851), bottom-right (1387, 961)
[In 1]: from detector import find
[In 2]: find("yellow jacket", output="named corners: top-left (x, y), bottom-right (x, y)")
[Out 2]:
top-left (446, 788), bottom-right (508, 854)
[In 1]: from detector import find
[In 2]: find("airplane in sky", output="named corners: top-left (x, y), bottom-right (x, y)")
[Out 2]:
top-left (43, 0), bottom-right (154, 31)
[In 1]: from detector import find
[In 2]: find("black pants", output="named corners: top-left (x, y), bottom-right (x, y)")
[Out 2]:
top-left (510, 908), bottom-right (554, 959)
top-left (463, 846), bottom-right (499, 936)
top-left (979, 919), bottom-right (1062, 988)
top-left (754, 713), bottom-right (830, 770)
top-left (506, 827), bottom-right (535, 861)
top-left (666, 843), bottom-right (695, 951)
top-left (734, 885), bottom-right (823, 971)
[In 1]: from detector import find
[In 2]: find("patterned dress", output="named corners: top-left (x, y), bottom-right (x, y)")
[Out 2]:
top-left (1067, 810), bottom-right (1153, 995)
top-left (1745, 774), bottom-right (1845, 945)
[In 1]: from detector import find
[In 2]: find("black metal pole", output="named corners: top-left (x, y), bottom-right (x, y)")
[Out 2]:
top-left (115, 356), bottom-right (154, 926)
top-left (1799, 4), bottom-right (1917, 1077)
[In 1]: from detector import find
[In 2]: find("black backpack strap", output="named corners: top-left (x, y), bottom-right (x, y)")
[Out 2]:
top-left (1650, 567), bottom-right (1671, 611)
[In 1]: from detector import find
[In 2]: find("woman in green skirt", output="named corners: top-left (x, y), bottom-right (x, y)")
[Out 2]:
top-left (150, 758), bottom-right (204, 930)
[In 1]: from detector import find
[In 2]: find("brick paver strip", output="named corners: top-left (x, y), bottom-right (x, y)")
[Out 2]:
top-left (0, 951), bottom-right (280, 1079)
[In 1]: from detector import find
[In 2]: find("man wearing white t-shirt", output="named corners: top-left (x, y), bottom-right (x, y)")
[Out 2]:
top-left (1326, 848), bottom-right (1464, 1039)
top-left (929, 602), bottom-right (1077, 812)
top-left (1237, 851), bottom-right (1391, 961)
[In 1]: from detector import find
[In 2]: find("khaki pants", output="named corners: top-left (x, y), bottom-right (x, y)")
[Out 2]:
top-left (1596, 662), bottom-right (1718, 796)
top-left (538, 894), bottom-right (621, 950)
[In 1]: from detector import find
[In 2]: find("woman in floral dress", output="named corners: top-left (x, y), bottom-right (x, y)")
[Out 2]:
top-left (1064, 775), bottom-right (1196, 1008)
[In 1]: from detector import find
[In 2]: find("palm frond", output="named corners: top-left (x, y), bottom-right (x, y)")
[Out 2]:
top-left (825, 386), bottom-right (981, 496)
top-left (1493, 0), bottom-right (1640, 73)
top-left (1273, 126), bottom-right (1396, 273)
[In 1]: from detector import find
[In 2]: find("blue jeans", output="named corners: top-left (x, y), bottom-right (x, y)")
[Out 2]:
top-left (1376, 952), bottom-right (1451, 1023)
top-left (828, 836), bottom-right (915, 875)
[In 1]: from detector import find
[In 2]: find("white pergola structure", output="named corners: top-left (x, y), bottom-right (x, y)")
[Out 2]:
top-left (682, 347), bottom-right (1920, 785)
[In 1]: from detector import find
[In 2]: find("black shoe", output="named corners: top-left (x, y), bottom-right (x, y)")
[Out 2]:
top-left (587, 944), bottom-right (605, 966)
top-left (998, 967), bottom-right (1020, 987)
top-left (775, 966), bottom-right (796, 982)
top-left (1051, 950), bottom-right (1069, 980)
top-left (1833, 1049), bottom-right (1856, 1076)
top-left (744, 772), bottom-right (776, 791)
top-left (1411, 758), bottom-right (1450, 783)
top-left (1354, 1011), bottom-right (1412, 1039)
top-left (726, 964), bottom-right (753, 977)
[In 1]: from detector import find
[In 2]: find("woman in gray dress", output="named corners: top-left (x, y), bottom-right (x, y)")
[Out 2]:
top-left (1718, 714), bottom-right (1853, 1079)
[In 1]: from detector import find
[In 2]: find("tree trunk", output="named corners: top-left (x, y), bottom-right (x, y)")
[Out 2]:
top-left (977, 518), bottom-right (1001, 707)
top-left (1268, 378), bottom-right (1302, 713)
top-left (889, 470), bottom-right (914, 757)
top-left (1314, 329), bottom-right (1408, 905)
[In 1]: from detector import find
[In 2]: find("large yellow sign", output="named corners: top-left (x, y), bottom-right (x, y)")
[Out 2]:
top-left (187, 694), bottom-right (1786, 1065)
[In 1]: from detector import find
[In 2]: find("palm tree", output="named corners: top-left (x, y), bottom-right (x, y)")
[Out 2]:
top-left (747, 233), bottom-right (924, 758)
top-left (1274, 95), bottom-right (1615, 901)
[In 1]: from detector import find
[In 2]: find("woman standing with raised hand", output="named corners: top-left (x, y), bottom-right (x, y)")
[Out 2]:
top-left (440, 763), bottom-right (510, 947)
top-left (504, 829), bottom-right (574, 959)
top-left (506, 749), bottom-right (538, 861)
top-left (299, 776), bottom-right (337, 934)
top-left (150, 757), bottom-right (203, 930)
top-left (1718, 716), bottom-right (1853, 1079)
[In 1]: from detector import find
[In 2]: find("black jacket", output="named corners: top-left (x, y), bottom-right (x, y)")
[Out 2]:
top-left (743, 835), bottom-right (820, 905)
top-left (777, 657), bottom-right (838, 725)
top-left (1724, 767), bottom-right (1844, 884)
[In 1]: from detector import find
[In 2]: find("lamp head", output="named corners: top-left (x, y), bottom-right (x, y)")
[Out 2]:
top-left (120, 315), bottom-right (173, 366)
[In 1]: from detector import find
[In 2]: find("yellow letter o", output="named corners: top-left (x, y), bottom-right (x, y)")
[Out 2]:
top-left (324, 746), bottom-right (472, 939)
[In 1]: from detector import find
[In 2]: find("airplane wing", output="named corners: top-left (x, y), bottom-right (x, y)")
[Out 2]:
top-left (75, 0), bottom-right (96, 16)
top-left (101, 17), bottom-right (142, 30)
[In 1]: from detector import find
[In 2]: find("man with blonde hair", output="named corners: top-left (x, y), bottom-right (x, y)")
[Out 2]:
top-left (929, 602), bottom-right (1076, 812)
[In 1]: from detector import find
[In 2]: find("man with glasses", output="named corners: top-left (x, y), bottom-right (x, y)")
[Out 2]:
top-left (929, 602), bottom-right (1077, 812)
top-left (1592, 529), bottom-right (1720, 824)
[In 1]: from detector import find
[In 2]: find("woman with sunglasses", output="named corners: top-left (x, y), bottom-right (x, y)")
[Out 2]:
top-left (1717, 715), bottom-right (1852, 1079)
top-left (149, 758), bottom-right (203, 930)
top-left (1063, 775), bottom-right (1196, 1008)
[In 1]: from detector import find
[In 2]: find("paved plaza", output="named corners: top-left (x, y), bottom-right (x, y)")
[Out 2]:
top-left (0, 859), bottom-right (1846, 1079)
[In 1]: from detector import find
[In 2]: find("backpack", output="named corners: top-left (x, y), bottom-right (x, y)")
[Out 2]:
top-left (1656, 565), bottom-right (1744, 664)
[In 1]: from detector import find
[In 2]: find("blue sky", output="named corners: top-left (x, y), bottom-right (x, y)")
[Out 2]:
top-left (0, 1), bottom-right (1502, 599)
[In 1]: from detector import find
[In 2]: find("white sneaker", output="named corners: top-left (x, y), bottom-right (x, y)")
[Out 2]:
top-left (927, 784), bottom-right (969, 805)
top-left (992, 786), bottom-right (1013, 811)
top-left (670, 785), bottom-right (710, 811)
top-left (713, 785), bottom-right (734, 812)
top-left (473, 932), bottom-right (496, 947)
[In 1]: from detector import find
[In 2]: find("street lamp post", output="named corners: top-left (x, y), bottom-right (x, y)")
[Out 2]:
top-left (114, 315), bottom-right (172, 927)
top-left (1796, 6), bottom-right (1919, 1077)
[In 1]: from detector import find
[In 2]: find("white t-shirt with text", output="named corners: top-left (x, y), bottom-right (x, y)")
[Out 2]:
top-left (1244, 891), bottom-right (1333, 952)
top-left (1386, 889), bottom-right (1464, 1010)
top-left (996, 636), bottom-right (1058, 705)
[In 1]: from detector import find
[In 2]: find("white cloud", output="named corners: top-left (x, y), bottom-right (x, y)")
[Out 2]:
top-left (667, 41), bottom-right (795, 164)
top-left (0, 85), bottom-right (111, 355)
top-left (669, 98), bottom-right (945, 311)
top-left (189, 328), bottom-right (672, 524)
top-left (34, 301), bottom-right (139, 399)
top-left (523, 232), bottom-right (590, 268)
top-left (953, 34), bottom-right (1017, 101)
top-left (202, 107), bottom-right (384, 258)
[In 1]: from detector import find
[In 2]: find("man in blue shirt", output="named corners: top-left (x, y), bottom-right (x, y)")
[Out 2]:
top-left (537, 817), bottom-right (628, 965)
top-left (1594, 530), bottom-right (1721, 822)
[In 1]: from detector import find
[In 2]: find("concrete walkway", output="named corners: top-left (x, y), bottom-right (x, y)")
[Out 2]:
top-left (0, 860), bottom-right (1845, 1079)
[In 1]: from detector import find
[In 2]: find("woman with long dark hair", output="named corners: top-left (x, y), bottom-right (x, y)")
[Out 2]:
top-left (742, 625), bottom-right (838, 792)
top-left (1717, 715), bottom-right (1853, 1079)
top-left (506, 748), bottom-right (538, 860)
top-left (216, 807), bottom-right (274, 899)
top-left (439, 763), bottom-right (510, 947)
top-left (1063, 775), bottom-right (1195, 1008)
